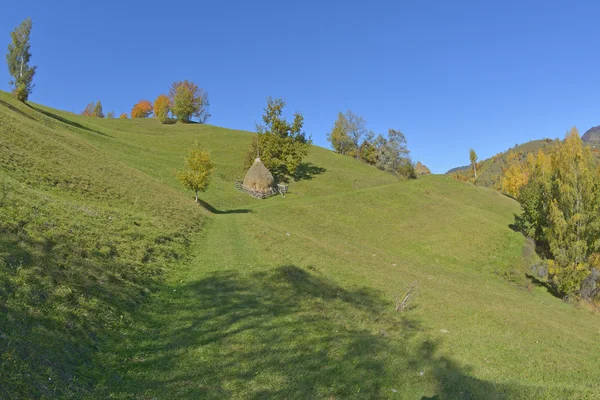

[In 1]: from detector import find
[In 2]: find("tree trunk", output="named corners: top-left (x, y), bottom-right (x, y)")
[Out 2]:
top-left (195, 191), bottom-right (199, 203)
top-left (473, 163), bottom-right (477, 180)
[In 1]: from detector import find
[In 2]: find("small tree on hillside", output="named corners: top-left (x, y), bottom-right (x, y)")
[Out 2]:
top-left (244, 97), bottom-right (312, 180)
top-left (154, 94), bottom-right (171, 123)
top-left (131, 100), bottom-right (153, 118)
top-left (177, 143), bottom-right (215, 203)
top-left (6, 18), bottom-right (36, 102)
top-left (107, 110), bottom-right (115, 119)
top-left (93, 100), bottom-right (104, 118)
top-left (169, 80), bottom-right (210, 123)
top-left (119, 113), bottom-right (128, 119)
top-left (470, 149), bottom-right (478, 179)
top-left (82, 102), bottom-right (95, 116)
top-left (327, 112), bottom-right (355, 155)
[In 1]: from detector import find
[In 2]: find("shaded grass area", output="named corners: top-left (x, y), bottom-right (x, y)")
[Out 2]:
top-left (0, 92), bottom-right (203, 398)
top-left (105, 265), bottom-right (547, 399)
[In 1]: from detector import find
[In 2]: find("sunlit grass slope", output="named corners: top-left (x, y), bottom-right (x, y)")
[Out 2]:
top-left (1, 91), bottom-right (600, 399)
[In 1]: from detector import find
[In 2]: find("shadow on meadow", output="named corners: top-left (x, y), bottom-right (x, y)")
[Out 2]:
top-left (105, 265), bottom-right (541, 399)
top-left (28, 104), bottom-right (111, 137)
top-left (0, 226), bottom-right (163, 399)
top-left (197, 199), bottom-right (252, 214)
top-left (293, 162), bottom-right (326, 181)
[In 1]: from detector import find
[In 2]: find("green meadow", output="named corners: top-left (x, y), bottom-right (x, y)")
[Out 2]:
top-left (1, 90), bottom-right (600, 399)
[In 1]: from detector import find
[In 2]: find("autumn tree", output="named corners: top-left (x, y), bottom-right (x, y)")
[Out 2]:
top-left (469, 149), bottom-right (478, 179)
top-left (244, 97), bottom-right (311, 180)
top-left (169, 80), bottom-right (210, 123)
top-left (6, 18), bottom-right (36, 102)
top-left (119, 113), bottom-right (128, 119)
top-left (513, 128), bottom-right (600, 299)
top-left (501, 152), bottom-right (530, 197)
top-left (93, 100), bottom-right (104, 118)
top-left (177, 142), bottom-right (215, 203)
top-left (154, 94), bottom-right (171, 123)
top-left (131, 100), bottom-right (153, 118)
top-left (82, 102), bottom-right (95, 116)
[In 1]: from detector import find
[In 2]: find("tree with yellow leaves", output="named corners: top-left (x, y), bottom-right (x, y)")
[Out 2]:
top-left (177, 142), bottom-right (214, 203)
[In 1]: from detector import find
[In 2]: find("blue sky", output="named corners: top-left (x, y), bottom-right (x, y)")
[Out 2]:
top-left (2, 0), bottom-right (599, 173)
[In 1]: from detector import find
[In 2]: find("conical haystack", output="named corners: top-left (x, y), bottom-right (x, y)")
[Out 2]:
top-left (243, 158), bottom-right (275, 193)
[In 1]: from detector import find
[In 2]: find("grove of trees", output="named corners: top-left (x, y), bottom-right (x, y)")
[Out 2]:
top-left (327, 110), bottom-right (415, 179)
top-left (503, 128), bottom-right (600, 303)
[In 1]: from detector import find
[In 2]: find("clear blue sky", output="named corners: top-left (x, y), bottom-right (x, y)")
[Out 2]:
top-left (2, 0), bottom-right (599, 173)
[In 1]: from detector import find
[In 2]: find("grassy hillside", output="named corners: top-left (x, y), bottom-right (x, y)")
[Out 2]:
top-left (2, 92), bottom-right (600, 399)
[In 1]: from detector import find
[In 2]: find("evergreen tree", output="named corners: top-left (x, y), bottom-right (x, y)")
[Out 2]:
top-left (6, 18), bottom-right (36, 102)
top-left (93, 100), bottom-right (104, 118)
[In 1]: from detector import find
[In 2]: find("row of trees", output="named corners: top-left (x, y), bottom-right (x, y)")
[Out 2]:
top-left (502, 129), bottom-right (600, 302)
top-left (327, 111), bottom-right (415, 179)
top-left (80, 81), bottom-right (210, 123)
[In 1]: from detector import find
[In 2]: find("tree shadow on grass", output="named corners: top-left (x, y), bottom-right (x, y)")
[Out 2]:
top-left (0, 98), bottom-right (37, 121)
top-left (525, 273), bottom-right (561, 297)
top-left (103, 265), bottom-right (546, 399)
top-left (197, 199), bottom-right (252, 214)
top-left (292, 162), bottom-right (326, 182)
top-left (27, 105), bottom-right (111, 137)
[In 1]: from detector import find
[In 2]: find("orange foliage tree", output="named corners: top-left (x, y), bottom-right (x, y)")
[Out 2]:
top-left (154, 94), bottom-right (171, 123)
top-left (131, 100), bottom-right (153, 118)
top-left (119, 113), bottom-right (128, 119)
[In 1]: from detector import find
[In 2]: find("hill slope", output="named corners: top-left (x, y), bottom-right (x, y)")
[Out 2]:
top-left (1, 92), bottom-right (600, 399)
top-left (582, 125), bottom-right (600, 144)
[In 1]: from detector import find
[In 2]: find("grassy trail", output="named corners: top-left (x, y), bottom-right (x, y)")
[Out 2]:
top-left (103, 183), bottom-right (600, 399)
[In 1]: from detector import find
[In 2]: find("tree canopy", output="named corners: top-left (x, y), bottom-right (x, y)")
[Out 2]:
top-left (169, 80), bottom-right (210, 123)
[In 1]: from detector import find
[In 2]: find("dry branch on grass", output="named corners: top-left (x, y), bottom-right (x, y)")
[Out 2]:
top-left (395, 281), bottom-right (417, 312)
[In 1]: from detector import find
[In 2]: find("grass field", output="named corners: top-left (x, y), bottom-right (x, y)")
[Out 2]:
top-left (1, 91), bottom-right (600, 399)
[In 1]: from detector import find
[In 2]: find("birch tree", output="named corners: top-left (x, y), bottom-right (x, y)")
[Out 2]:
top-left (6, 18), bottom-right (36, 102)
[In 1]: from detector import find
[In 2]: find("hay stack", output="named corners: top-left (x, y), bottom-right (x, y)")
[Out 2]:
top-left (243, 158), bottom-right (275, 193)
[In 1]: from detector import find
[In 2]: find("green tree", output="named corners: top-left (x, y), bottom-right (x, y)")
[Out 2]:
top-left (327, 112), bottom-right (354, 155)
top-left (93, 100), bottom-right (104, 118)
top-left (516, 128), bottom-right (600, 298)
top-left (374, 129), bottom-right (415, 178)
top-left (6, 18), bottom-right (36, 102)
top-left (469, 149), bottom-right (478, 179)
top-left (169, 80), bottom-right (210, 123)
top-left (244, 97), bottom-right (312, 180)
top-left (106, 110), bottom-right (115, 119)
top-left (177, 142), bottom-right (215, 203)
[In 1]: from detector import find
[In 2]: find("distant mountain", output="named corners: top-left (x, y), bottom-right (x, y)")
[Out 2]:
top-left (582, 125), bottom-right (600, 144)
top-left (415, 161), bottom-right (431, 175)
